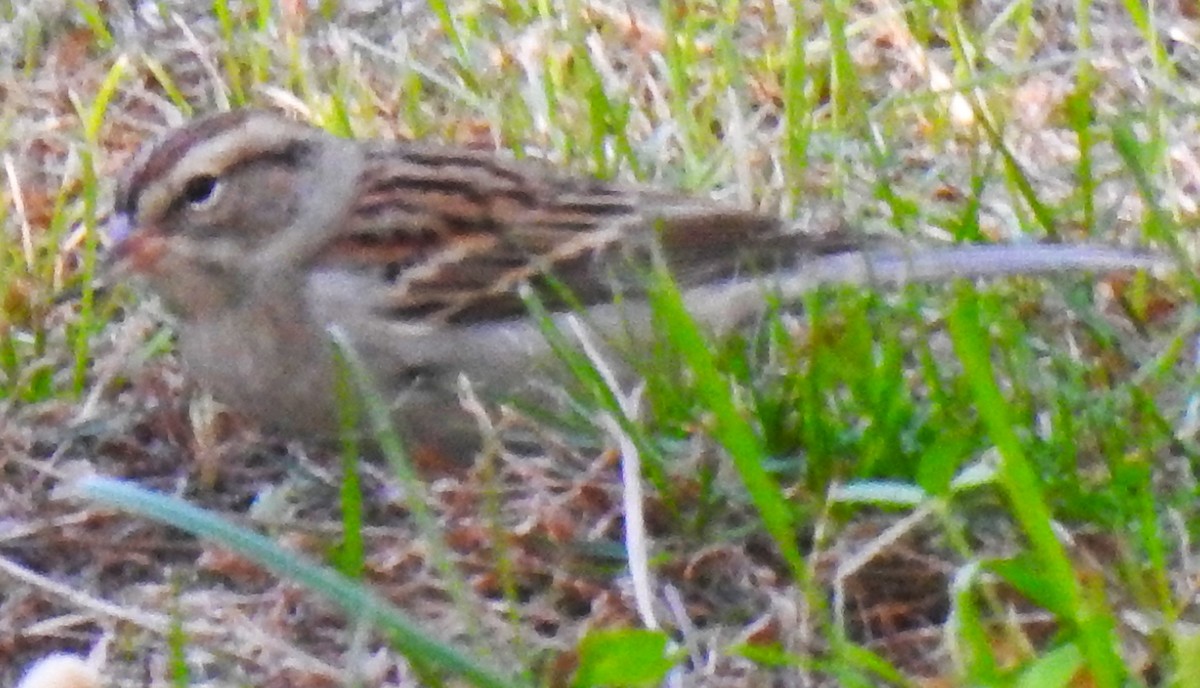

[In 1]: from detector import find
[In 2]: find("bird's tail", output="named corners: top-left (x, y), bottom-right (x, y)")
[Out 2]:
top-left (683, 242), bottom-right (1172, 333)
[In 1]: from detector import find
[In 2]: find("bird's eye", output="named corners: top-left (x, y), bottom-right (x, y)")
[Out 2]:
top-left (181, 175), bottom-right (220, 207)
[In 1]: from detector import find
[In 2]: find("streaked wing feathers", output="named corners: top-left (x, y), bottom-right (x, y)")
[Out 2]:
top-left (316, 141), bottom-right (853, 325)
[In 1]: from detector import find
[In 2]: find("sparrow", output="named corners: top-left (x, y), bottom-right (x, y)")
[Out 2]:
top-left (107, 109), bottom-right (1169, 461)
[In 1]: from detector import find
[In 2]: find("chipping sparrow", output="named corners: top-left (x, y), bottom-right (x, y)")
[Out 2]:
top-left (107, 109), bottom-right (1168, 462)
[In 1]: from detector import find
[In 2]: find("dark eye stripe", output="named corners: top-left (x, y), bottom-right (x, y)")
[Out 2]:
top-left (119, 112), bottom-right (313, 220)
top-left (182, 176), bottom-right (219, 204)
top-left (160, 144), bottom-right (311, 222)
top-left (119, 111), bottom-right (258, 216)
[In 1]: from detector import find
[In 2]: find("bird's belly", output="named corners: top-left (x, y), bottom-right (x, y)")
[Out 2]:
top-left (179, 308), bottom-right (340, 437)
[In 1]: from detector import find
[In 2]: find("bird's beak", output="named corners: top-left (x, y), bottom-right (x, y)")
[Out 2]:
top-left (106, 212), bottom-right (134, 245)
top-left (104, 213), bottom-right (166, 274)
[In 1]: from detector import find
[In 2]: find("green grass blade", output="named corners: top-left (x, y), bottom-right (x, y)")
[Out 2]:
top-left (78, 477), bottom-right (526, 688)
top-left (947, 285), bottom-right (1125, 688)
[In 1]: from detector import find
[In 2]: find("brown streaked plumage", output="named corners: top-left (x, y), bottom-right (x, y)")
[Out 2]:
top-left (108, 109), bottom-right (1170, 464)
